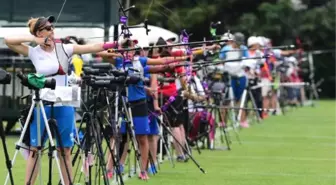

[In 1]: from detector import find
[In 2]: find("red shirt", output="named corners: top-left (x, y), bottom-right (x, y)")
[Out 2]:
top-left (158, 50), bottom-right (186, 97)
top-left (289, 68), bottom-right (302, 83)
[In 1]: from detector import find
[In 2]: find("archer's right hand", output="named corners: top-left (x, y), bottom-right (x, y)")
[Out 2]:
top-left (34, 37), bottom-right (52, 47)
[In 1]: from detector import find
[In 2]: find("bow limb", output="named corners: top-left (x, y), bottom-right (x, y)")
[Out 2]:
top-left (54, 0), bottom-right (67, 27)
top-left (49, 0), bottom-right (67, 43)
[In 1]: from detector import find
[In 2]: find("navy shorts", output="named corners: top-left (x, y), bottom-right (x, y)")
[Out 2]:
top-left (231, 76), bottom-right (247, 101)
top-left (287, 87), bottom-right (300, 100)
top-left (30, 106), bottom-right (75, 148)
top-left (120, 99), bottom-right (150, 135)
top-left (147, 99), bottom-right (159, 135)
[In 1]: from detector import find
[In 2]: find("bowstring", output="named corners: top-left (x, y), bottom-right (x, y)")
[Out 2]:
top-left (54, 0), bottom-right (68, 27)
top-left (50, 0), bottom-right (67, 44)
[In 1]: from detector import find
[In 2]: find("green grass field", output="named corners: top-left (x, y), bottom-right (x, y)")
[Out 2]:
top-left (0, 101), bottom-right (335, 185)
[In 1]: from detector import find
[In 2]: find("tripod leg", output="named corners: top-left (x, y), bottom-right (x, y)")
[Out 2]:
top-left (311, 83), bottom-right (319, 105)
top-left (102, 89), bottom-right (124, 184)
top-left (161, 123), bottom-right (206, 173)
top-left (157, 117), bottom-right (175, 167)
top-left (47, 141), bottom-right (53, 185)
top-left (101, 127), bottom-right (124, 185)
top-left (0, 118), bottom-right (14, 185)
top-left (127, 144), bottom-right (131, 177)
top-left (71, 146), bottom-right (82, 182)
top-left (229, 87), bottom-right (238, 128)
top-left (122, 98), bottom-right (142, 173)
top-left (208, 107), bottom-right (217, 150)
top-left (25, 106), bottom-right (52, 185)
top-left (4, 101), bottom-right (36, 185)
top-left (90, 116), bottom-right (110, 185)
top-left (249, 90), bottom-right (262, 122)
top-left (195, 137), bottom-right (201, 154)
top-left (51, 118), bottom-right (73, 185)
top-left (207, 108), bottom-right (215, 150)
top-left (217, 107), bottom-right (231, 150)
top-left (158, 120), bottom-right (164, 163)
top-left (27, 110), bottom-right (51, 185)
top-left (39, 102), bottom-right (66, 185)
top-left (81, 113), bottom-right (92, 185)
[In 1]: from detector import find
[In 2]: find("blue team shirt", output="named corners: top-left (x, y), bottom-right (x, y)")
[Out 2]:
top-left (219, 45), bottom-right (249, 60)
top-left (143, 68), bottom-right (153, 100)
top-left (115, 57), bottom-right (124, 69)
top-left (120, 56), bottom-right (149, 102)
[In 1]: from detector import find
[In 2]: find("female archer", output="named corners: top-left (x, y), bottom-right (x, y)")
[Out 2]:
top-left (5, 15), bottom-right (117, 185)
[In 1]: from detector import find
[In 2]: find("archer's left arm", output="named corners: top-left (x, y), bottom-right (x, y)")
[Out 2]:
top-left (73, 42), bottom-right (117, 54)
top-left (192, 44), bottom-right (221, 55)
top-left (150, 74), bottom-right (160, 109)
top-left (147, 56), bottom-right (190, 65)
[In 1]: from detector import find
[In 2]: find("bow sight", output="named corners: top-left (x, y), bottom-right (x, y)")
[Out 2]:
top-left (118, 3), bottom-right (150, 39)
top-left (210, 21), bottom-right (221, 39)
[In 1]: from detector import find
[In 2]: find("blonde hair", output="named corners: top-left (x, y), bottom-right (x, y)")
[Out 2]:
top-left (27, 18), bottom-right (39, 35)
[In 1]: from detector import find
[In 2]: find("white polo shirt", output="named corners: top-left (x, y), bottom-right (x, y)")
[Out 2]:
top-left (28, 44), bottom-right (80, 107)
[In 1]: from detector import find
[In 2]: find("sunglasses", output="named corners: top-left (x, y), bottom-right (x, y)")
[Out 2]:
top-left (39, 25), bottom-right (54, 32)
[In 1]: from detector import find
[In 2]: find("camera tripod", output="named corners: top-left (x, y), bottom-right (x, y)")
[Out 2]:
top-left (4, 89), bottom-right (70, 185)
top-left (0, 69), bottom-right (14, 185)
top-left (0, 116), bottom-right (14, 185)
top-left (155, 80), bottom-right (175, 166)
top-left (205, 92), bottom-right (232, 150)
top-left (206, 74), bottom-right (241, 150)
top-left (114, 87), bottom-right (143, 179)
top-left (145, 80), bottom-right (205, 174)
top-left (157, 110), bottom-right (206, 174)
top-left (71, 85), bottom-right (126, 185)
top-left (236, 78), bottom-right (262, 125)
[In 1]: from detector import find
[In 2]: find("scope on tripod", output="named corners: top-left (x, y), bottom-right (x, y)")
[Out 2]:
top-left (0, 68), bottom-right (11, 84)
top-left (82, 67), bottom-right (111, 75)
top-left (82, 63), bottom-right (140, 77)
top-left (87, 75), bottom-right (149, 87)
top-left (84, 63), bottom-right (114, 69)
top-left (82, 62), bottom-right (134, 77)
top-left (82, 63), bottom-right (114, 75)
top-left (17, 71), bottom-right (56, 90)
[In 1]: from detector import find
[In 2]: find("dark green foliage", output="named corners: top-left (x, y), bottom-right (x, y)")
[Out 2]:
top-left (130, 0), bottom-right (335, 98)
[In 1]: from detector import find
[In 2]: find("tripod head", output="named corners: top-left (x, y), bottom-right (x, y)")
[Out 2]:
top-left (0, 68), bottom-right (11, 85)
